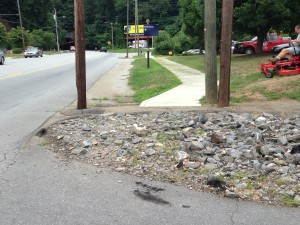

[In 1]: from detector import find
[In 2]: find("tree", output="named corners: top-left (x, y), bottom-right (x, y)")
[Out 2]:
top-left (172, 31), bottom-right (192, 54)
top-left (7, 27), bottom-right (29, 48)
top-left (42, 31), bottom-right (56, 50)
top-left (0, 23), bottom-right (8, 47)
top-left (153, 30), bottom-right (172, 55)
top-left (28, 29), bottom-right (44, 47)
top-left (20, 0), bottom-right (59, 30)
top-left (179, 0), bottom-right (222, 50)
top-left (234, 0), bottom-right (300, 53)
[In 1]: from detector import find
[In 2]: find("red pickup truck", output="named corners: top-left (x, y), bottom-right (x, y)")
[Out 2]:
top-left (233, 34), bottom-right (291, 54)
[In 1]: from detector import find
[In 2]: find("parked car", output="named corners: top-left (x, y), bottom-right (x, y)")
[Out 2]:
top-left (271, 43), bottom-right (290, 53)
top-left (233, 34), bottom-right (291, 54)
top-left (100, 47), bottom-right (107, 52)
top-left (202, 41), bottom-right (237, 54)
top-left (182, 49), bottom-right (201, 55)
top-left (70, 46), bottom-right (75, 51)
top-left (0, 50), bottom-right (5, 65)
top-left (24, 47), bottom-right (43, 58)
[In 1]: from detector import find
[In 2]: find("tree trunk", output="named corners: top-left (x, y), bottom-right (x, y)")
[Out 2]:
top-left (256, 32), bottom-right (266, 54)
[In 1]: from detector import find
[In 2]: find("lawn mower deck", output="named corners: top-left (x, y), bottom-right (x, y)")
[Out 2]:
top-left (260, 55), bottom-right (300, 78)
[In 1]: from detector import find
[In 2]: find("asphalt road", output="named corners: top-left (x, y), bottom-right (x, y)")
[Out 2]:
top-left (0, 51), bottom-right (118, 171)
top-left (0, 52), bottom-right (299, 225)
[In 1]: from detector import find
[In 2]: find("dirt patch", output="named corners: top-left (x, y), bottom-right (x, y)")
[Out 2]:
top-left (256, 76), bottom-right (300, 92)
top-left (233, 91), bottom-right (267, 102)
top-left (233, 74), bottom-right (300, 101)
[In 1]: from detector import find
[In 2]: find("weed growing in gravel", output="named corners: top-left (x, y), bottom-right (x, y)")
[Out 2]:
top-left (157, 132), bottom-right (177, 142)
top-left (192, 130), bottom-right (205, 136)
top-left (274, 178), bottom-right (290, 186)
top-left (38, 141), bottom-right (51, 147)
top-left (279, 195), bottom-right (300, 207)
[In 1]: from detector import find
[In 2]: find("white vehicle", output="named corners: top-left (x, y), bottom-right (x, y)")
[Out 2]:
top-left (182, 49), bottom-right (201, 55)
top-left (0, 50), bottom-right (5, 65)
top-left (129, 40), bottom-right (148, 48)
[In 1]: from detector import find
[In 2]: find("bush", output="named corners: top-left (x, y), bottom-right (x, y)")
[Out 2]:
top-left (153, 31), bottom-right (173, 55)
top-left (172, 31), bottom-right (193, 55)
top-left (12, 48), bottom-right (22, 54)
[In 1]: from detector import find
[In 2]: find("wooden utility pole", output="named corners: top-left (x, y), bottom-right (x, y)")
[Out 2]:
top-left (126, 0), bottom-right (129, 58)
top-left (74, 0), bottom-right (86, 109)
top-left (218, 0), bottom-right (234, 107)
top-left (54, 8), bottom-right (60, 52)
top-left (17, 0), bottom-right (25, 51)
top-left (204, 0), bottom-right (218, 104)
top-left (135, 0), bottom-right (140, 56)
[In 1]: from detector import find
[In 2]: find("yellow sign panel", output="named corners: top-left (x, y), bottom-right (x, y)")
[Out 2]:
top-left (124, 25), bottom-right (145, 34)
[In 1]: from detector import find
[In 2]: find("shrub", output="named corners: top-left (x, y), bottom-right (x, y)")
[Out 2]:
top-left (153, 31), bottom-right (173, 55)
top-left (172, 31), bottom-right (193, 55)
top-left (12, 48), bottom-right (22, 54)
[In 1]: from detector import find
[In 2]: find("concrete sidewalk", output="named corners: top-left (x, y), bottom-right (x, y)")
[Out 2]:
top-left (140, 56), bottom-right (205, 107)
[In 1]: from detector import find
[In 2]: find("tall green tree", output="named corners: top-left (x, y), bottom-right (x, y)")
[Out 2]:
top-left (233, 0), bottom-right (300, 53)
top-left (7, 27), bottom-right (29, 48)
top-left (0, 23), bottom-right (8, 47)
top-left (179, 0), bottom-right (222, 49)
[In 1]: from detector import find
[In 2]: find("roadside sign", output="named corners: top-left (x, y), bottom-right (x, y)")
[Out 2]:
top-left (124, 25), bottom-right (145, 34)
top-left (144, 24), bottom-right (159, 36)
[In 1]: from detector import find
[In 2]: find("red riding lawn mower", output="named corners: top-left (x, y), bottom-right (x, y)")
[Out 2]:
top-left (260, 43), bottom-right (300, 78)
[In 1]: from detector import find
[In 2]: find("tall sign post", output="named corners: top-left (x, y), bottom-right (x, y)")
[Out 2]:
top-left (146, 19), bottom-right (150, 68)
top-left (74, 0), bottom-right (86, 109)
top-left (218, 0), bottom-right (234, 107)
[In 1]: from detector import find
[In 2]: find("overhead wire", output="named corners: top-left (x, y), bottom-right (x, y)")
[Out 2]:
top-left (0, 18), bottom-right (20, 24)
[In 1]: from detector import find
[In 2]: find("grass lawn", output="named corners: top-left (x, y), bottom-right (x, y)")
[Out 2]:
top-left (109, 48), bottom-right (154, 54)
top-left (167, 54), bottom-right (300, 103)
top-left (109, 48), bottom-right (137, 53)
top-left (129, 58), bottom-right (182, 103)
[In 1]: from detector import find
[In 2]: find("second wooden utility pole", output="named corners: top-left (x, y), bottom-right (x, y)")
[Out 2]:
top-left (74, 0), bottom-right (87, 109)
top-left (204, 0), bottom-right (218, 105)
top-left (218, 0), bottom-right (234, 107)
top-left (54, 8), bottom-right (60, 52)
top-left (16, 0), bottom-right (25, 51)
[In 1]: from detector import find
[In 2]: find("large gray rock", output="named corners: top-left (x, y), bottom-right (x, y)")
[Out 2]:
top-left (190, 141), bottom-right (204, 150)
top-left (225, 190), bottom-right (240, 198)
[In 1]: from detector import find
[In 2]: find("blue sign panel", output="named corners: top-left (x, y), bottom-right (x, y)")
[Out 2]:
top-left (144, 24), bottom-right (159, 36)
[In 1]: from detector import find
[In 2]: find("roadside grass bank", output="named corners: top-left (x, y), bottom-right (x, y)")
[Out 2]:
top-left (167, 55), bottom-right (300, 103)
top-left (108, 48), bottom-right (154, 54)
top-left (109, 48), bottom-right (137, 53)
top-left (129, 58), bottom-right (182, 103)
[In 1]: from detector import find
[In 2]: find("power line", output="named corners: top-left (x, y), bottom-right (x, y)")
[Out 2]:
top-left (0, 18), bottom-right (20, 24)
top-left (0, 14), bottom-right (19, 16)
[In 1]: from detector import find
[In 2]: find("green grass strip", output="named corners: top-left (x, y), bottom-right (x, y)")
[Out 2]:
top-left (129, 58), bottom-right (182, 103)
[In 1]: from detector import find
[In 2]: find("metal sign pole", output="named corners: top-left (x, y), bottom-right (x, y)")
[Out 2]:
top-left (146, 19), bottom-right (150, 68)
